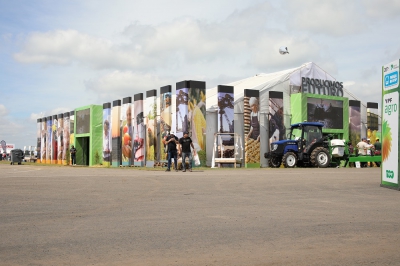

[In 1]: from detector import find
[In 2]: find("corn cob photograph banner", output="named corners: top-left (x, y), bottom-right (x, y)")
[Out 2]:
top-left (145, 90), bottom-right (157, 167)
top-left (188, 81), bottom-right (206, 166)
top-left (244, 89), bottom-right (260, 168)
top-left (111, 100), bottom-right (121, 167)
top-left (159, 85), bottom-right (172, 161)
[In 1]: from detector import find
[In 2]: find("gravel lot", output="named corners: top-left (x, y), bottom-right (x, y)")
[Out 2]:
top-left (0, 163), bottom-right (399, 266)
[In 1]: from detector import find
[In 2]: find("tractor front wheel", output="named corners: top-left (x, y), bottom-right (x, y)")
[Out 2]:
top-left (283, 152), bottom-right (297, 168)
top-left (310, 147), bottom-right (331, 168)
top-left (269, 157), bottom-right (282, 168)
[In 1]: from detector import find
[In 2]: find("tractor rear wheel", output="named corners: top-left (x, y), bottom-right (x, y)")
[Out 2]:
top-left (269, 157), bottom-right (282, 168)
top-left (310, 147), bottom-right (331, 168)
top-left (283, 152), bottom-right (297, 168)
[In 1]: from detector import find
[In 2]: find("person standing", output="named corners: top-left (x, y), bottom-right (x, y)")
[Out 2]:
top-left (70, 145), bottom-right (77, 165)
top-left (179, 131), bottom-right (197, 172)
top-left (164, 132), bottom-right (178, 172)
top-left (356, 137), bottom-right (369, 167)
top-left (374, 138), bottom-right (381, 167)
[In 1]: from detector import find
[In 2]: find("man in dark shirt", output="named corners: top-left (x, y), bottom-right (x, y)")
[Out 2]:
top-left (374, 138), bottom-right (381, 167)
top-left (70, 145), bottom-right (77, 165)
top-left (164, 132), bottom-right (178, 172)
top-left (178, 131), bottom-right (197, 172)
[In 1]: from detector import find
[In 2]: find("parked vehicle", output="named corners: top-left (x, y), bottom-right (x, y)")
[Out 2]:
top-left (10, 149), bottom-right (24, 165)
top-left (264, 122), bottom-right (348, 168)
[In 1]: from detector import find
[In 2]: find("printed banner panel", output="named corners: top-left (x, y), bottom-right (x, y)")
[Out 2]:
top-left (244, 89), bottom-right (260, 168)
top-left (63, 113), bottom-right (70, 165)
top-left (217, 86), bottom-right (234, 134)
top-left (188, 81), bottom-right (206, 167)
top-left (36, 119), bottom-right (41, 163)
top-left (46, 118), bottom-right (52, 164)
top-left (57, 115), bottom-right (63, 164)
top-left (382, 91), bottom-right (399, 185)
top-left (121, 101), bottom-right (133, 166)
top-left (69, 111), bottom-right (75, 165)
top-left (176, 87), bottom-right (189, 139)
top-left (159, 86), bottom-right (172, 161)
top-left (111, 103), bottom-right (121, 167)
top-left (41, 118), bottom-right (47, 163)
top-left (52, 116), bottom-right (57, 164)
top-left (134, 95), bottom-right (145, 165)
top-left (188, 86), bottom-right (206, 152)
top-left (145, 91), bottom-right (157, 164)
top-left (217, 86), bottom-right (234, 159)
top-left (269, 91), bottom-right (285, 145)
top-left (103, 107), bottom-right (111, 166)
top-left (349, 101), bottom-right (361, 150)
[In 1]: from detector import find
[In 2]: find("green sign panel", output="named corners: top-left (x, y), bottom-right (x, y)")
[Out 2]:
top-left (381, 59), bottom-right (400, 189)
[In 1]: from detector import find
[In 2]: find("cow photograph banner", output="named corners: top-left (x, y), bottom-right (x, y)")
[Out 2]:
top-left (244, 89), bottom-right (260, 168)
top-left (69, 111), bottom-right (75, 165)
top-left (46, 116), bottom-right (52, 164)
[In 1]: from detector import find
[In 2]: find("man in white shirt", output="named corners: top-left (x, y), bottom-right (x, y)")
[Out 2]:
top-left (356, 137), bottom-right (370, 167)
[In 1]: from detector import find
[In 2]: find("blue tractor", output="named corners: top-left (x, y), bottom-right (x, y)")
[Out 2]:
top-left (264, 122), bottom-right (331, 168)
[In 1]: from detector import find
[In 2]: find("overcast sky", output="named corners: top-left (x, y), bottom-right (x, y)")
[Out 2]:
top-left (1, 0), bottom-right (399, 148)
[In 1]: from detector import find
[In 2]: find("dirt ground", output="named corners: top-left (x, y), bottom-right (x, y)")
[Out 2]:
top-left (1, 163), bottom-right (399, 265)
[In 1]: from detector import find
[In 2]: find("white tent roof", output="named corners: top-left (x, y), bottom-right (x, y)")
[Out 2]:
top-left (206, 62), bottom-right (341, 110)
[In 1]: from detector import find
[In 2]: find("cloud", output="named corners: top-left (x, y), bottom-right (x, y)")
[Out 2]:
top-left (0, 104), bottom-right (8, 116)
top-left (284, 0), bottom-right (365, 36)
top-left (84, 70), bottom-right (170, 102)
top-left (364, 0), bottom-right (400, 18)
top-left (11, 2), bottom-right (312, 73)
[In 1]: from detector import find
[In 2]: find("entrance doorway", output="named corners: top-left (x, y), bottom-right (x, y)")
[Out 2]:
top-left (76, 137), bottom-right (90, 166)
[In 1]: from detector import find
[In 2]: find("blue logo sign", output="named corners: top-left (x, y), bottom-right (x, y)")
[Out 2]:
top-left (384, 71), bottom-right (398, 88)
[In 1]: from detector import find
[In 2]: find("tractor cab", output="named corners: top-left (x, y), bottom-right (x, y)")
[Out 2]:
top-left (289, 122), bottom-right (324, 154)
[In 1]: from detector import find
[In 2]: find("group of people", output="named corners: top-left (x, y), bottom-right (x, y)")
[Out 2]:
top-left (163, 131), bottom-right (197, 172)
top-left (356, 137), bottom-right (381, 167)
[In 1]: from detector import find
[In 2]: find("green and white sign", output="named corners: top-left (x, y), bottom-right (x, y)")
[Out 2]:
top-left (381, 59), bottom-right (400, 189)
